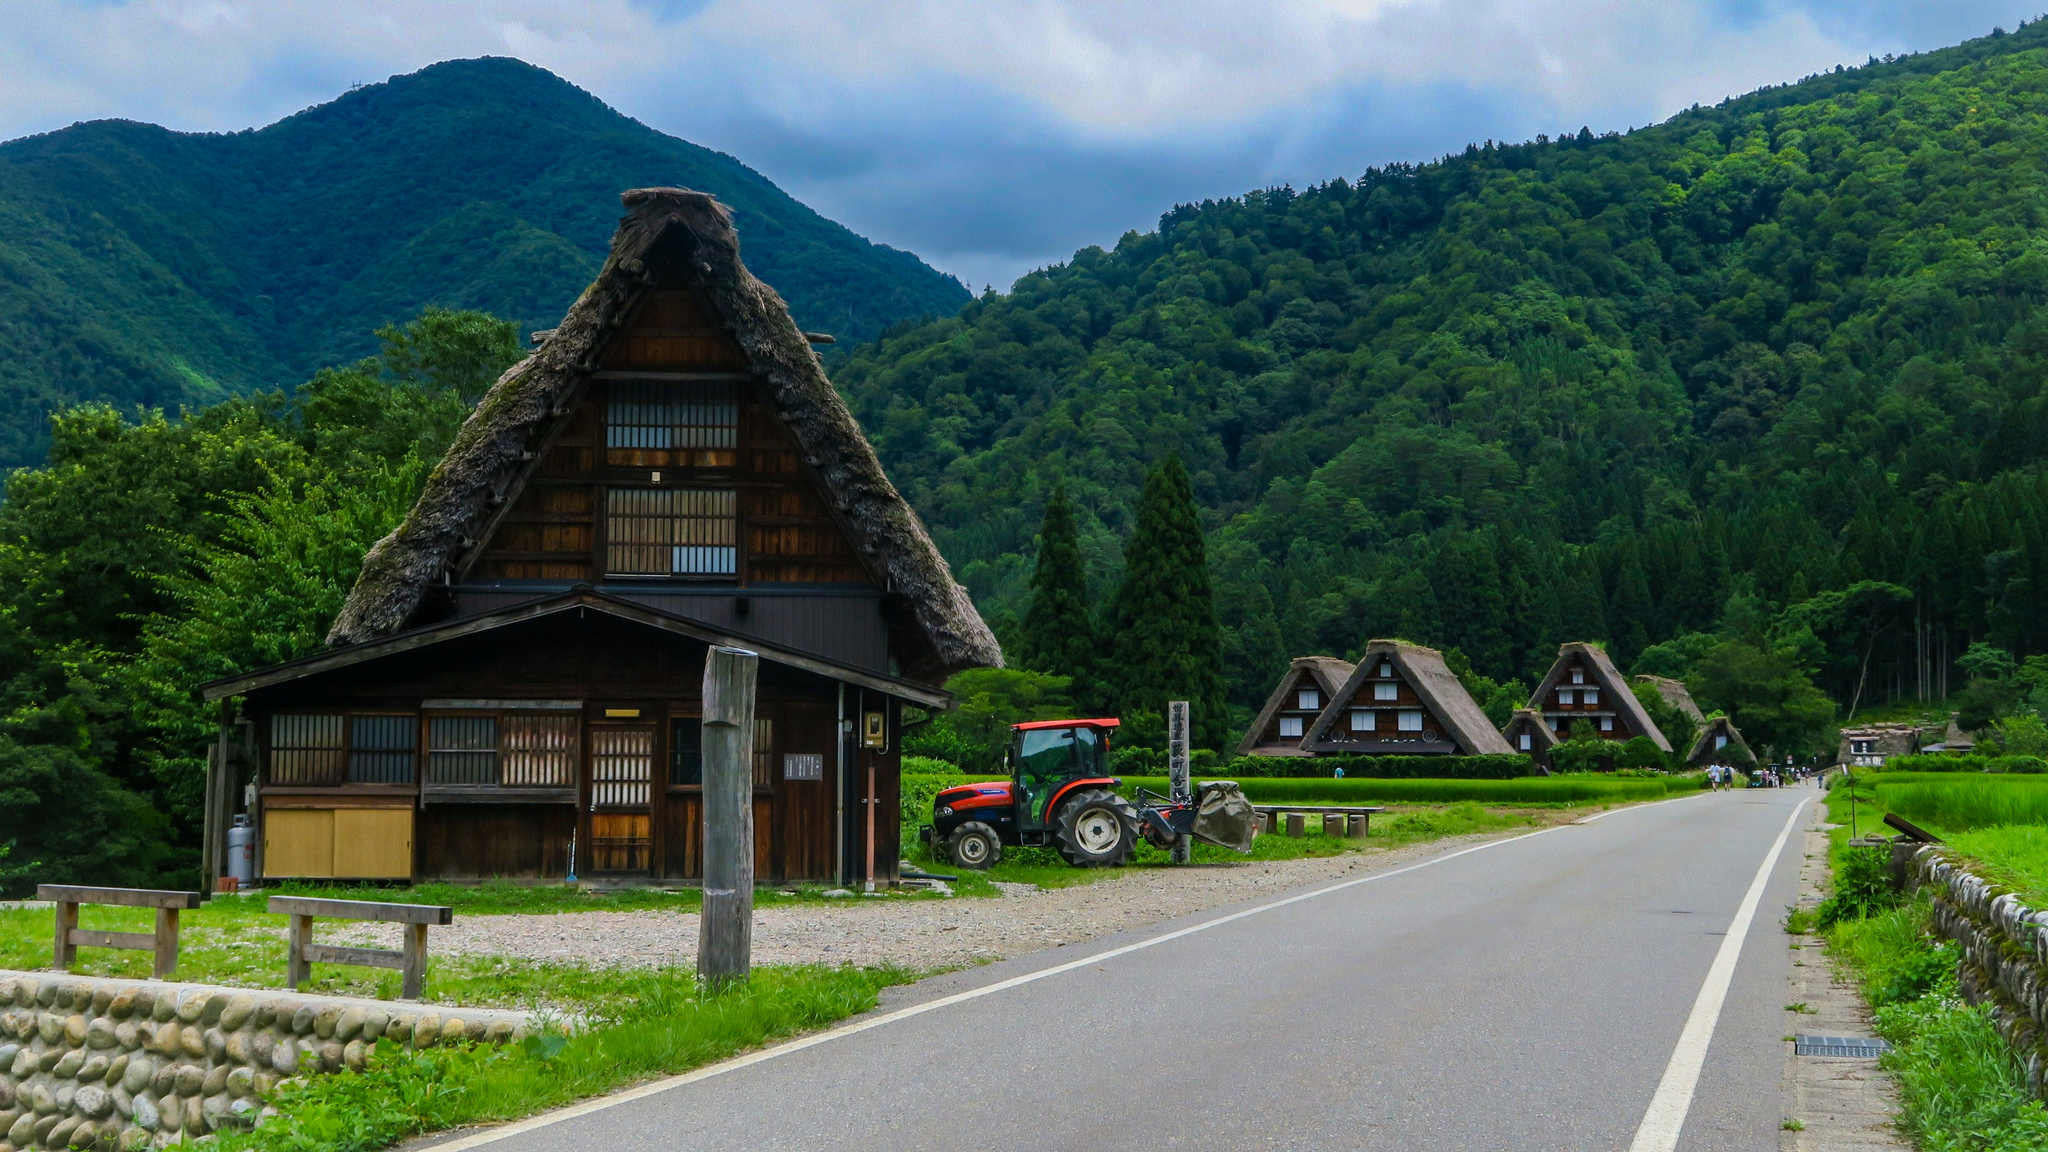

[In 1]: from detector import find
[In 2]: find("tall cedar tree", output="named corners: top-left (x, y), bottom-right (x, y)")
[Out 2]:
top-left (1017, 482), bottom-right (1096, 700)
top-left (1104, 457), bottom-right (1230, 748)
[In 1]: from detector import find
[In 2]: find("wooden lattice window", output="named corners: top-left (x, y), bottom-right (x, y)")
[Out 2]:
top-left (606, 489), bottom-right (737, 577)
top-left (753, 718), bottom-right (774, 789)
top-left (592, 727), bottom-right (653, 808)
top-left (606, 382), bottom-right (738, 468)
top-left (270, 714), bottom-right (417, 786)
top-left (426, 714), bottom-right (579, 790)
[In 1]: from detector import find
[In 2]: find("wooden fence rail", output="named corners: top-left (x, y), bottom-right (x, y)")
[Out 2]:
top-left (39, 885), bottom-right (202, 979)
top-left (268, 895), bottom-right (453, 1000)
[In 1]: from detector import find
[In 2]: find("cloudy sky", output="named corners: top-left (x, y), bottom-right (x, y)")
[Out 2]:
top-left (2, 1), bottom-right (2036, 290)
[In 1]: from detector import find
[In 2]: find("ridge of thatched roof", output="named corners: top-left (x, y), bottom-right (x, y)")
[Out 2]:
top-left (1237, 655), bottom-right (1355, 756)
top-left (1307, 639), bottom-right (1515, 755)
top-left (1634, 674), bottom-right (1705, 723)
top-left (325, 188), bottom-right (1000, 684)
top-left (1530, 642), bottom-right (1671, 752)
top-left (1687, 715), bottom-right (1755, 765)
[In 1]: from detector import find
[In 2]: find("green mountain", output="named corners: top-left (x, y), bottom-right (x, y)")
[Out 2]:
top-left (0, 57), bottom-right (968, 466)
top-left (836, 21), bottom-right (2048, 721)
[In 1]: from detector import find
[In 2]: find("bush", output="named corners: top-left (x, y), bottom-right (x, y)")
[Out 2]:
top-left (1814, 845), bottom-right (1898, 929)
top-left (1214, 753), bottom-right (1534, 779)
top-left (901, 756), bottom-right (960, 775)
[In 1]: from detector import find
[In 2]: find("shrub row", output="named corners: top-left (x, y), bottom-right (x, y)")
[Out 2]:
top-left (1189, 753), bottom-right (1537, 780)
top-left (1880, 753), bottom-right (2048, 775)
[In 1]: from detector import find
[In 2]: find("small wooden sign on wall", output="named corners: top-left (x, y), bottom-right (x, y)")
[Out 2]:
top-left (783, 753), bottom-right (824, 781)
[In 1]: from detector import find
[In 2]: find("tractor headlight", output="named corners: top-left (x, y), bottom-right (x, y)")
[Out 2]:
top-left (936, 805), bottom-right (953, 817)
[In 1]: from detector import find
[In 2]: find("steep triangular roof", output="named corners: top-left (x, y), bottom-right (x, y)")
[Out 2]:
top-left (1529, 642), bottom-right (1671, 752)
top-left (1502, 708), bottom-right (1558, 751)
top-left (1687, 715), bottom-right (1756, 766)
top-left (1237, 656), bottom-right (1355, 755)
top-left (1306, 640), bottom-right (1514, 755)
top-left (1634, 675), bottom-right (1705, 723)
top-left (326, 188), bottom-right (1000, 684)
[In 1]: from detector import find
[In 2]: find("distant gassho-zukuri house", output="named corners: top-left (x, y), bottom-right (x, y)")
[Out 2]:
top-left (202, 188), bottom-right (1001, 888)
top-left (1298, 640), bottom-right (1513, 756)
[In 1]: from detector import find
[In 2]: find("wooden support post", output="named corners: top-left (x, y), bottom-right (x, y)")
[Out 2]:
top-left (53, 901), bottom-right (78, 972)
top-left (202, 740), bottom-right (223, 896)
top-left (152, 908), bottom-right (179, 979)
top-left (1286, 813), bottom-right (1305, 838)
top-left (1167, 701), bottom-right (1191, 865)
top-left (401, 922), bottom-right (429, 1000)
top-left (1347, 814), bottom-right (1368, 839)
top-left (286, 914), bottom-right (311, 990)
top-left (699, 646), bottom-right (759, 993)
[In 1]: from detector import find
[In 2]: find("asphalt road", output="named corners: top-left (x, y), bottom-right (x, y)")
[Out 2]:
top-left (447, 785), bottom-right (1817, 1151)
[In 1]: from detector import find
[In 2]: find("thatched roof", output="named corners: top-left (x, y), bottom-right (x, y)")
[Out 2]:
top-left (1687, 715), bottom-right (1756, 766)
top-left (325, 188), bottom-right (1000, 684)
top-left (1530, 642), bottom-right (1671, 752)
top-left (1634, 675), bottom-right (1705, 723)
top-left (1237, 656), bottom-right (1355, 756)
top-left (1306, 640), bottom-right (1515, 755)
top-left (1502, 708), bottom-right (1558, 751)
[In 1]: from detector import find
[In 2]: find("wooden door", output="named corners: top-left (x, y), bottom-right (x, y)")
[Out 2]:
top-left (590, 725), bottom-right (654, 872)
top-left (773, 703), bottom-right (837, 881)
top-left (333, 809), bottom-right (414, 878)
top-left (263, 809), bottom-right (333, 878)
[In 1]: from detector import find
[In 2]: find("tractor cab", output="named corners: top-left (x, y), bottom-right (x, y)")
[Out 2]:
top-left (1009, 719), bottom-right (1119, 838)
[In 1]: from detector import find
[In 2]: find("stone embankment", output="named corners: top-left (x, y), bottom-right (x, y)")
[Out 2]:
top-left (1909, 844), bottom-right (2048, 1094)
top-left (0, 972), bottom-right (531, 1150)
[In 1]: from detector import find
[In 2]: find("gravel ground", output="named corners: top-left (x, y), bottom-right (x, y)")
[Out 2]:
top-left (329, 832), bottom-right (1517, 970)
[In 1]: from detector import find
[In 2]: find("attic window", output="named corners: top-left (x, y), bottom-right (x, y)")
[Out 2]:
top-left (1715, 734), bottom-right (1728, 749)
top-left (1374, 682), bottom-right (1398, 701)
top-left (606, 488), bottom-right (737, 577)
top-left (1518, 732), bottom-right (1532, 751)
top-left (1571, 669), bottom-right (1585, 684)
top-left (606, 382), bottom-right (739, 468)
top-left (1296, 688), bottom-right (1321, 711)
top-left (1584, 688), bottom-right (1599, 706)
top-left (1559, 689), bottom-right (1575, 706)
top-left (1378, 662), bottom-right (1394, 678)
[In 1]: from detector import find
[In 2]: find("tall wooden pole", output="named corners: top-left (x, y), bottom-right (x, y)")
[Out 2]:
top-left (699, 646), bottom-right (758, 993)
top-left (1168, 700), bottom-right (1191, 865)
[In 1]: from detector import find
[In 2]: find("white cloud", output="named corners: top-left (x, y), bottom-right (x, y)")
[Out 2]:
top-left (1, 0), bottom-right (2036, 288)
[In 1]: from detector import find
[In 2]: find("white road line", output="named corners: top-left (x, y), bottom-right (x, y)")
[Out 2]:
top-left (432, 823), bottom-right (1576, 1150)
top-left (1627, 795), bottom-right (1810, 1152)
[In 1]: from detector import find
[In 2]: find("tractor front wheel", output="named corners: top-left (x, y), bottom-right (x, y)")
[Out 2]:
top-left (1053, 789), bottom-right (1135, 867)
top-left (946, 821), bottom-right (1002, 870)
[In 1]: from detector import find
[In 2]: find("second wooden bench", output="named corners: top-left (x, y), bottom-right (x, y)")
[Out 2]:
top-left (268, 896), bottom-right (454, 1000)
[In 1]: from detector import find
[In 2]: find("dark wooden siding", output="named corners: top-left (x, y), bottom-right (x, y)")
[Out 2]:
top-left (449, 589), bottom-right (891, 672)
top-left (417, 804), bottom-right (574, 880)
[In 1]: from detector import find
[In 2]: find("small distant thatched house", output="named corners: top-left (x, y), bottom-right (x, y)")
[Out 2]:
top-left (1529, 643), bottom-right (1671, 750)
top-left (1923, 712), bottom-right (1976, 754)
top-left (1838, 724), bottom-right (1921, 767)
top-left (1301, 640), bottom-right (1515, 756)
top-left (1635, 675), bottom-right (1705, 724)
top-left (1687, 715), bottom-right (1755, 768)
top-left (1501, 708), bottom-right (1558, 771)
top-left (201, 188), bottom-right (1000, 888)
top-left (1238, 656), bottom-right (1356, 756)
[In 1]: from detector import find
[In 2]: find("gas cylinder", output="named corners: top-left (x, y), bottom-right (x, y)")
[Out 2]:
top-left (226, 815), bottom-right (255, 886)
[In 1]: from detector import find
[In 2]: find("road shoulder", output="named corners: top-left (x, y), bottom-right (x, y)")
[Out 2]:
top-left (1779, 817), bottom-right (1908, 1150)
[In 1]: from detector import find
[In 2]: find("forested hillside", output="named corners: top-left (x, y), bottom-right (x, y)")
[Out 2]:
top-left (837, 20), bottom-right (2048, 727)
top-left (0, 57), bottom-right (967, 466)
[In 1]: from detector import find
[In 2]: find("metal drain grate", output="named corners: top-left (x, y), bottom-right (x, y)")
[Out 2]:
top-left (1795, 1035), bottom-right (1890, 1058)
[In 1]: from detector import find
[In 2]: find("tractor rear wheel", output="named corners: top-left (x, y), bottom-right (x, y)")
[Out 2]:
top-left (947, 822), bottom-right (1002, 870)
top-left (1053, 789), bottom-right (1134, 867)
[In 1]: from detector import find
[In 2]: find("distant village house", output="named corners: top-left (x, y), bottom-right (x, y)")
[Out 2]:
top-left (1238, 656), bottom-right (1355, 757)
top-left (1529, 642), bottom-right (1670, 751)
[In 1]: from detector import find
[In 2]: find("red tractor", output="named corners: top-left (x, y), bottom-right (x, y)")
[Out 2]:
top-left (919, 718), bottom-right (1255, 869)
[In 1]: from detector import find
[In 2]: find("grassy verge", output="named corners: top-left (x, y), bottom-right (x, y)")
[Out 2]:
top-left (213, 964), bottom-right (918, 1152)
top-left (1827, 899), bottom-right (2048, 1151)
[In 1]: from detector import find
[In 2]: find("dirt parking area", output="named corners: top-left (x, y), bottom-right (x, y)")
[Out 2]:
top-left (331, 831), bottom-right (1528, 971)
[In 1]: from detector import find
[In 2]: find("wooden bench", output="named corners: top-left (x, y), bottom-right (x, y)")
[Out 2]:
top-left (40, 885), bottom-right (202, 979)
top-left (1253, 805), bottom-right (1387, 839)
top-left (269, 896), bottom-right (454, 1000)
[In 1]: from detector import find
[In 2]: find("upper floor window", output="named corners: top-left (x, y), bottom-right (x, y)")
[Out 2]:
top-left (607, 488), bottom-right (737, 577)
top-left (1350, 708), bottom-right (1374, 732)
top-left (606, 382), bottom-right (738, 468)
top-left (1397, 710), bottom-right (1424, 732)
top-left (1374, 682), bottom-right (1398, 701)
top-left (1378, 662), bottom-right (1395, 678)
top-left (1583, 688), bottom-right (1599, 706)
top-left (1559, 689), bottom-right (1575, 706)
top-left (1599, 716), bottom-right (1613, 732)
top-left (1715, 734), bottom-right (1729, 749)
top-left (1518, 732), bottom-right (1532, 751)
top-left (1296, 688), bottom-right (1320, 711)
top-left (1571, 668), bottom-right (1585, 684)
top-left (270, 713), bottom-right (417, 787)
top-left (1278, 716), bottom-right (1304, 739)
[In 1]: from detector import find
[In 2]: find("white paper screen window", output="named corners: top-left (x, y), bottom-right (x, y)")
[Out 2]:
top-left (1599, 716), bottom-right (1613, 732)
top-left (1559, 689), bottom-right (1575, 705)
top-left (1374, 682), bottom-right (1398, 701)
top-left (1584, 688), bottom-right (1599, 705)
top-left (1296, 689), bottom-right (1320, 711)
top-left (1398, 710), bottom-right (1424, 732)
top-left (1518, 732), bottom-right (1532, 751)
top-left (1350, 709), bottom-right (1373, 732)
top-left (1278, 717), bottom-right (1304, 739)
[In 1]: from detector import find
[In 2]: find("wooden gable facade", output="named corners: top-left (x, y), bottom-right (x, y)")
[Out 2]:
top-left (1238, 656), bottom-right (1354, 756)
top-left (202, 189), bottom-right (1001, 891)
top-left (1528, 643), bottom-right (1671, 751)
top-left (1501, 709), bottom-right (1558, 771)
top-left (1302, 640), bottom-right (1514, 756)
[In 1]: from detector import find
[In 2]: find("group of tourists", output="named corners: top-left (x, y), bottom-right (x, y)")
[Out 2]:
top-left (1705, 764), bottom-right (1743, 789)
top-left (1705, 763), bottom-right (1820, 790)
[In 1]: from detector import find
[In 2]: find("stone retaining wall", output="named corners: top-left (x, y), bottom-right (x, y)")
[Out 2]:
top-left (1909, 844), bottom-right (2048, 1095)
top-left (0, 972), bottom-right (533, 1150)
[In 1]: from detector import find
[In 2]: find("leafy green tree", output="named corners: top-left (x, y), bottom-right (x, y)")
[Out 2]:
top-left (1689, 640), bottom-right (1836, 758)
top-left (1015, 482), bottom-right (1096, 702)
top-left (902, 668), bottom-right (1078, 772)
top-left (1773, 581), bottom-right (1914, 717)
top-left (1103, 457), bottom-right (1230, 749)
top-left (374, 307), bottom-right (524, 404)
